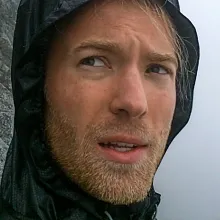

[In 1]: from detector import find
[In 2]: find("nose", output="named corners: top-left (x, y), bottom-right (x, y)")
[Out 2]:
top-left (110, 68), bottom-right (148, 119)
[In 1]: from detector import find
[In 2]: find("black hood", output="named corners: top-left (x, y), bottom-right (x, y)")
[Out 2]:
top-left (0, 0), bottom-right (200, 219)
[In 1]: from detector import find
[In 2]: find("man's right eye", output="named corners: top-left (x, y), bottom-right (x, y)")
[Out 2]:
top-left (80, 56), bottom-right (106, 67)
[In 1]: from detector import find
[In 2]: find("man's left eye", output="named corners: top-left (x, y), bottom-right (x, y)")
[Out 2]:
top-left (146, 64), bottom-right (169, 75)
top-left (80, 57), bottom-right (105, 67)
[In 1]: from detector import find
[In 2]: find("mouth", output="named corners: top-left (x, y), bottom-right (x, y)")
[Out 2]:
top-left (99, 142), bottom-right (139, 152)
top-left (97, 137), bottom-right (148, 164)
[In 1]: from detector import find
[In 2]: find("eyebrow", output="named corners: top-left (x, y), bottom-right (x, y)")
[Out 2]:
top-left (73, 40), bottom-right (178, 68)
top-left (145, 51), bottom-right (178, 68)
top-left (74, 40), bottom-right (123, 54)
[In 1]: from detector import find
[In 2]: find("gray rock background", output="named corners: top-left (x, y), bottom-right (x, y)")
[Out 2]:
top-left (0, 0), bottom-right (18, 178)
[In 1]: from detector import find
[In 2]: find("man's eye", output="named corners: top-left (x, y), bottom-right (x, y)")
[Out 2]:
top-left (146, 64), bottom-right (169, 75)
top-left (80, 57), bottom-right (105, 67)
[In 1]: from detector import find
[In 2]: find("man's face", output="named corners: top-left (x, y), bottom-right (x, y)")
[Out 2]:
top-left (45, 0), bottom-right (177, 205)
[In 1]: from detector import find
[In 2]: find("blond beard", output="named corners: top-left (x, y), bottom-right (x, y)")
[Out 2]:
top-left (45, 104), bottom-right (170, 205)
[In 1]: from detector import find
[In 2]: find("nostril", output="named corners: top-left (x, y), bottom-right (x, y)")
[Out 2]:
top-left (110, 94), bottom-right (148, 118)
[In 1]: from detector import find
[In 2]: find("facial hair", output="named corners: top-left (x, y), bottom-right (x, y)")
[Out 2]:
top-left (45, 104), bottom-right (171, 205)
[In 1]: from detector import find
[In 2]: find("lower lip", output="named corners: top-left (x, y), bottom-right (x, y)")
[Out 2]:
top-left (97, 144), bottom-right (147, 164)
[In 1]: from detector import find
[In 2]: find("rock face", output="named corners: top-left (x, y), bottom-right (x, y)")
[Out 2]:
top-left (0, 0), bottom-right (19, 179)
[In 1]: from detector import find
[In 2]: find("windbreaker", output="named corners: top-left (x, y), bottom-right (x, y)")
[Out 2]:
top-left (0, 0), bottom-right (200, 219)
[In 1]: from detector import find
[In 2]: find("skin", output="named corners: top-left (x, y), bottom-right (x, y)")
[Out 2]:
top-left (45, 0), bottom-right (178, 205)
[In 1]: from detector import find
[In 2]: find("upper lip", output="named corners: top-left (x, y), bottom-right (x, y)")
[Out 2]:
top-left (98, 135), bottom-right (147, 146)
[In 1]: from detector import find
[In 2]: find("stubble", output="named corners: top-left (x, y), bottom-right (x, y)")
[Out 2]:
top-left (45, 103), bottom-right (170, 205)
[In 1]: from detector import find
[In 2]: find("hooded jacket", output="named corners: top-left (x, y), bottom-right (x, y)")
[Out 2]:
top-left (0, 0), bottom-right (200, 219)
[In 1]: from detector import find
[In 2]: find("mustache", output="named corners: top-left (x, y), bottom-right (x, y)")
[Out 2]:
top-left (82, 118), bottom-right (171, 144)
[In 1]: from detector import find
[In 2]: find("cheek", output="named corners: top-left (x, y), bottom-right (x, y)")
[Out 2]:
top-left (48, 77), bottom-right (108, 130)
top-left (148, 89), bottom-right (176, 127)
top-left (46, 58), bottom-right (113, 130)
top-left (45, 71), bottom-right (82, 128)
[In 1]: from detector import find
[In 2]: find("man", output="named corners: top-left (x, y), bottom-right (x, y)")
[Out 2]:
top-left (0, 0), bottom-right (199, 219)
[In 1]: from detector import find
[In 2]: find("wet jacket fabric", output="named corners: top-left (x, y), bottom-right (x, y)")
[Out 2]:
top-left (0, 0), bottom-right (200, 219)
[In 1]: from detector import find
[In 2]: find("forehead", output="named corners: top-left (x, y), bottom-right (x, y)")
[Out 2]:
top-left (57, 0), bottom-right (174, 54)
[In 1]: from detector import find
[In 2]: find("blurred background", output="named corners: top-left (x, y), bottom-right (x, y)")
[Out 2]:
top-left (0, 0), bottom-right (219, 219)
top-left (155, 1), bottom-right (220, 220)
